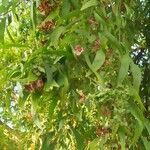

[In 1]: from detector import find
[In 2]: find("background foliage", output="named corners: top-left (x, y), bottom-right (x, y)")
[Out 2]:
top-left (0, 0), bottom-right (149, 149)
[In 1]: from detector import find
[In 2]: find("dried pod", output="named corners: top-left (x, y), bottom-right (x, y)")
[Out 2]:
top-left (40, 20), bottom-right (55, 32)
top-left (78, 90), bottom-right (86, 103)
top-left (96, 127), bottom-right (110, 136)
top-left (74, 45), bottom-right (84, 56)
top-left (38, 0), bottom-right (54, 15)
top-left (93, 38), bottom-right (101, 51)
top-left (24, 79), bottom-right (45, 93)
top-left (88, 17), bottom-right (99, 28)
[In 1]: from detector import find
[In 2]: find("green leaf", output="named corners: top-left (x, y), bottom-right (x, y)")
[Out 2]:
top-left (130, 61), bottom-right (142, 92)
top-left (118, 54), bottom-right (130, 84)
top-left (42, 132), bottom-right (56, 150)
top-left (71, 128), bottom-right (84, 150)
top-left (44, 61), bottom-right (59, 89)
top-left (129, 87), bottom-right (145, 110)
top-left (80, 0), bottom-right (98, 11)
top-left (88, 138), bottom-right (100, 150)
top-left (103, 32), bottom-right (122, 52)
top-left (132, 121), bottom-right (143, 145)
top-left (92, 50), bottom-right (105, 70)
top-left (142, 137), bottom-right (150, 150)
top-left (86, 50), bottom-right (105, 76)
top-left (118, 127), bottom-right (126, 150)
top-left (31, 1), bottom-right (37, 30)
top-left (0, 17), bottom-right (6, 43)
top-left (94, 12), bottom-right (106, 27)
top-left (50, 26), bottom-right (65, 48)
top-left (48, 96), bottom-right (58, 123)
top-left (129, 100), bottom-right (145, 125)
top-left (84, 52), bottom-right (103, 84)
top-left (61, 0), bottom-right (71, 16)
top-left (144, 119), bottom-right (150, 135)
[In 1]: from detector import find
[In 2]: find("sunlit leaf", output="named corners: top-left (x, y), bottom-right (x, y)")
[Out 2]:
top-left (50, 26), bottom-right (66, 48)
top-left (142, 137), bottom-right (150, 150)
top-left (81, 0), bottom-right (98, 11)
top-left (118, 54), bottom-right (131, 84)
top-left (130, 61), bottom-right (142, 92)
top-left (0, 17), bottom-right (6, 43)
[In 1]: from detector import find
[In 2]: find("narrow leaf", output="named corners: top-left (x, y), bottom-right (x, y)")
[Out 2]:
top-left (81, 0), bottom-right (98, 11)
top-left (118, 54), bottom-right (130, 84)
top-left (103, 32), bottom-right (122, 52)
top-left (71, 128), bottom-right (84, 150)
top-left (86, 50), bottom-right (105, 76)
top-left (118, 127), bottom-right (126, 150)
top-left (142, 137), bottom-right (150, 150)
top-left (0, 17), bottom-right (6, 43)
top-left (130, 61), bottom-right (142, 92)
top-left (132, 121), bottom-right (143, 145)
top-left (92, 50), bottom-right (105, 70)
top-left (50, 26), bottom-right (65, 48)
top-left (84, 53), bottom-right (103, 84)
top-left (61, 0), bottom-right (71, 16)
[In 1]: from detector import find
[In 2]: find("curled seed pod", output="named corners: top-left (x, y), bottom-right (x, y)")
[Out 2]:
top-left (24, 79), bottom-right (45, 93)
top-left (74, 45), bottom-right (84, 56)
top-left (88, 17), bottom-right (99, 28)
top-left (40, 20), bottom-right (55, 32)
top-left (96, 127), bottom-right (110, 136)
top-left (38, 0), bottom-right (54, 15)
top-left (93, 38), bottom-right (101, 52)
top-left (78, 90), bottom-right (86, 103)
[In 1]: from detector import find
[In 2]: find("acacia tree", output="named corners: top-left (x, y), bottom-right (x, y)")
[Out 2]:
top-left (0, 0), bottom-right (149, 149)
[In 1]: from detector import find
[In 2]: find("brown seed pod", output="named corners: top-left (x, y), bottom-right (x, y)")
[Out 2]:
top-left (40, 20), bottom-right (55, 32)
top-left (78, 90), bottom-right (86, 103)
top-left (74, 45), bottom-right (84, 56)
top-left (93, 38), bottom-right (101, 52)
top-left (96, 127), bottom-right (110, 136)
top-left (38, 0), bottom-right (54, 15)
top-left (100, 105), bottom-right (112, 117)
top-left (24, 79), bottom-right (45, 93)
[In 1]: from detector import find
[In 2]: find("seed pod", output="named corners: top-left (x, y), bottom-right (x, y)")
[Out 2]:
top-left (38, 0), bottom-right (54, 15)
top-left (74, 45), bottom-right (84, 56)
top-left (40, 20), bottom-right (55, 32)
top-left (24, 79), bottom-right (45, 93)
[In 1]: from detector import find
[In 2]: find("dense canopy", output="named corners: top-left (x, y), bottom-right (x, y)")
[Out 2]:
top-left (0, 0), bottom-right (149, 149)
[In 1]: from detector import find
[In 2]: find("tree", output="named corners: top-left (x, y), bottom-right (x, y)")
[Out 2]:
top-left (0, 0), bottom-right (149, 149)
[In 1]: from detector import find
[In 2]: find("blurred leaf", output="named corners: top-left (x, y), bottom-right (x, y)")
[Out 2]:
top-left (118, 127), bottom-right (126, 150)
top-left (61, 0), bottom-right (71, 16)
top-left (86, 50), bottom-right (105, 76)
top-left (42, 132), bottom-right (56, 150)
top-left (142, 137), bottom-right (150, 150)
top-left (84, 52), bottom-right (103, 84)
top-left (71, 128), bottom-right (84, 150)
top-left (130, 61), bottom-right (142, 92)
top-left (31, 1), bottom-right (37, 30)
top-left (50, 26), bottom-right (65, 48)
top-left (92, 50), bottom-right (105, 70)
top-left (129, 87), bottom-right (145, 110)
top-left (118, 54), bottom-right (130, 84)
top-left (103, 32), bottom-right (122, 52)
top-left (144, 119), bottom-right (150, 135)
top-left (81, 0), bottom-right (98, 11)
top-left (94, 12), bottom-right (106, 27)
top-left (88, 138), bottom-right (100, 150)
top-left (44, 60), bottom-right (59, 89)
top-left (48, 96), bottom-right (58, 123)
top-left (0, 17), bottom-right (6, 43)
top-left (129, 100), bottom-right (145, 125)
top-left (132, 121), bottom-right (143, 145)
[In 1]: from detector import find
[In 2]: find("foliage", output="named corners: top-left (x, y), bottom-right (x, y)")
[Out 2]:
top-left (0, 0), bottom-right (149, 149)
